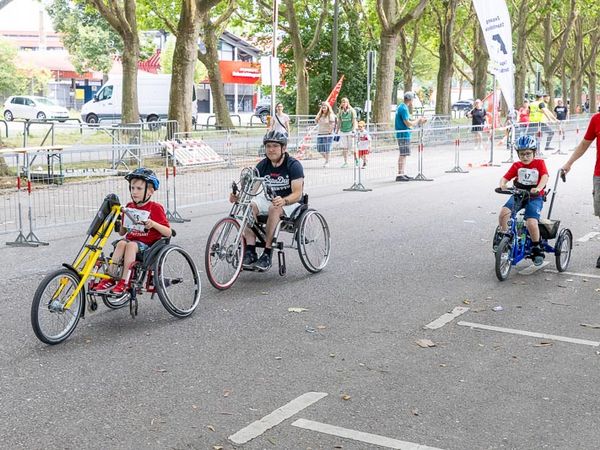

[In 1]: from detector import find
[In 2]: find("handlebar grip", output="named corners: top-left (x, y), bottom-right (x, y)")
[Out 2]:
top-left (560, 170), bottom-right (566, 182)
top-left (231, 181), bottom-right (238, 196)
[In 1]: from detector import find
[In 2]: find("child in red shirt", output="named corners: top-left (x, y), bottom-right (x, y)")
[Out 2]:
top-left (498, 135), bottom-right (549, 265)
top-left (356, 120), bottom-right (371, 168)
top-left (95, 168), bottom-right (171, 294)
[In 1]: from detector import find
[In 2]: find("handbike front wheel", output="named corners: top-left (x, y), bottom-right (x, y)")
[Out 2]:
top-left (555, 229), bottom-right (573, 272)
top-left (31, 268), bottom-right (85, 344)
top-left (297, 210), bottom-right (331, 273)
top-left (154, 246), bottom-right (201, 317)
top-left (205, 217), bottom-right (244, 290)
top-left (495, 236), bottom-right (514, 281)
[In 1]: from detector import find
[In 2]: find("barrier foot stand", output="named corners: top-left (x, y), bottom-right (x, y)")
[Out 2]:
top-left (501, 156), bottom-right (514, 164)
top-left (24, 231), bottom-right (49, 246)
top-left (6, 231), bottom-right (40, 247)
top-left (167, 210), bottom-right (191, 223)
top-left (343, 182), bottom-right (372, 192)
top-left (412, 173), bottom-right (433, 181)
top-left (445, 166), bottom-right (469, 173)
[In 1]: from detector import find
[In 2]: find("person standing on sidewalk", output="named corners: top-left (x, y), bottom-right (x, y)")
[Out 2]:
top-left (466, 99), bottom-right (486, 150)
top-left (394, 92), bottom-right (427, 182)
top-left (269, 102), bottom-right (290, 136)
top-left (528, 93), bottom-right (556, 154)
top-left (554, 99), bottom-right (568, 141)
top-left (335, 97), bottom-right (357, 168)
top-left (315, 102), bottom-right (337, 168)
top-left (560, 112), bottom-right (600, 268)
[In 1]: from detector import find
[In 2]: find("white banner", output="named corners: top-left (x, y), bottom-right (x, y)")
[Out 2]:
top-left (472, 0), bottom-right (515, 113)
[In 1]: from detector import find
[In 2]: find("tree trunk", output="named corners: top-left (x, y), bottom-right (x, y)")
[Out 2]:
top-left (373, 30), bottom-right (399, 125)
top-left (473, 23), bottom-right (488, 101)
top-left (588, 44), bottom-right (598, 113)
top-left (169, 1), bottom-right (201, 134)
top-left (434, 1), bottom-right (456, 115)
top-left (121, 41), bottom-right (140, 125)
top-left (294, 54), bottom-right (309, 116)
top-left (513, 0), bottom-right (528, 106)
top-left (568, 16), bottom-right (583, 112)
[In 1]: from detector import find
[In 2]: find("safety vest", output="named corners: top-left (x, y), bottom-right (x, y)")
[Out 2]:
top-left (529, 101), bottom-right (543, 123)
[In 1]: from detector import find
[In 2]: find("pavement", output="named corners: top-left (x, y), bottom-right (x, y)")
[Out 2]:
top-left (1, 133), bottom-right (600, 449)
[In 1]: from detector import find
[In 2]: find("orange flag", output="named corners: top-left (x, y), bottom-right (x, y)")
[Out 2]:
top-left (326, 75), bottom-right (345, 107)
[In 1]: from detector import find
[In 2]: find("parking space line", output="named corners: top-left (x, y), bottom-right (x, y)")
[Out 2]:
top-left (424, 306), bottom-right (469, 330)
top-left (518, 261), bottom-right (549, 275)
top-left (292, 418), bottom-right (444, 450)
top-left (457, 321), bottom-right (600, 347)
top-left (544, 269), bottom-right (600, 279)
top-left (576, 232), bottom-right (600, 242)
top-left (228, 392), bottom-right (327, 444)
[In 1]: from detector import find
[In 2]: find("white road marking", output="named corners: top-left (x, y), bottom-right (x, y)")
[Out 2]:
top-left (544, 269), bottom-right (600, 279)
top-left (458, 321), bottom-right (600, 347)
top-left (518, 261), bottom-right (549, 275)
top-left (424, 307), bottom-right (469, 330)
top-left (292, 418), bottom-right (445, 450)
top-left (576, 232), bottom-right (600, 242)
top-left (228, 392), bottom-right (327, 444)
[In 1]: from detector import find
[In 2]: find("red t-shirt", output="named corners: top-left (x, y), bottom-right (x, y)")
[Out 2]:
top-left (584, 113), bottom-right (600, 176)
top-left (518, 106), bottom-right (530, 123)
top-left (503, 158), bottom-right (548, 196)
top-left (124, 201), bottom-right (170, 246)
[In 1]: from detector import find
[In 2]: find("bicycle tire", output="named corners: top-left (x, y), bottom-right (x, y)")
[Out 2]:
top-left (205, 217), bottom-right (244, 290)
top-left (31, 268), bottom-right (85, 344)
top-left (154, 246), bottom-right (201, 317)
top-left (495, 236), bottom-right (513, 281)
top-left (297, 210), bottom-right (331, 273)
top-left (555, 229), bottom-right (573, 272)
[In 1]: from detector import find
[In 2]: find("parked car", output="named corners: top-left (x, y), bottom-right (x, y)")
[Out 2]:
top-left (451, 99), bottom-right (474, 114)
top-left (254, 98), bottom-right (271, 124)
top-left (3, 95), bottom-right (69, 122)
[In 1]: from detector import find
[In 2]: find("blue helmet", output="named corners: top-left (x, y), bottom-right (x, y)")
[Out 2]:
top-left (515, 135), bottom-right (537, 151)
top-left (125, 167), bottom-right (160, 190)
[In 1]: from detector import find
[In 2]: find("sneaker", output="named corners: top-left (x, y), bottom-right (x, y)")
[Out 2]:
top-left (110, 279), bottom-right (128, 295)
top-left (341, 162), bottom-right (348, 168)
top-left (243, 250), bottom-right (258, 268)
top-left (596, 255), bottom-right (600, 269)
top-left (93, 278), bottom-right (115, 292)
top-left (362, 161), bottom-right (367, 168)
top-left (531, 245), bottom-right (545, 266)
top-left (533, 255), bottom-right (544, 266)
top-left (254, 252), bottom-right (272, 272)
top-left (395, 174), bottom-right (410, 182)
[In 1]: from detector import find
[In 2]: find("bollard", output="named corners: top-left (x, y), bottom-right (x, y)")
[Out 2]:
top-left (413, 126), bottom-right (433, 181)
top-left (446, 126), bottom-right (468, 173)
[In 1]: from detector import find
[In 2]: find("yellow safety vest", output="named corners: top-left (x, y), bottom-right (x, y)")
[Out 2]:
top-left (529, 101), bottom-right (543, 123)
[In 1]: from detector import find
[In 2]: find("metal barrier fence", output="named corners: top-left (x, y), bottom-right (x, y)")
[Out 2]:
top-left (0, 115), bottom-right (592, 244)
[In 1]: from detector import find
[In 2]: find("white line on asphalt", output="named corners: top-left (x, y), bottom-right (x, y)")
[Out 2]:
top-left (544, 269), bottom-right (600, 279)
top-left (576, 232), bottom-right (600, 242)
top-left (292, 418), bottom-right (445, 450)
top-left (228, 392), bottom-right (327, 444)
top-left (424, 306), bottom-right (469, 330)
top-left (457, 321), bottom-right (600, 347)
top-left (518, 261), bottom-right (549, 275)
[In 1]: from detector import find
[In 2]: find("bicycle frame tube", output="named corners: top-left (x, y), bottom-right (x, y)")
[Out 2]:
top-left (62, 204), bottom-right (122, 310)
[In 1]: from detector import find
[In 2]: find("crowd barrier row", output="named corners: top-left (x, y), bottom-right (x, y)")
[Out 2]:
top-left (0, 116), bottom-right (591, 246)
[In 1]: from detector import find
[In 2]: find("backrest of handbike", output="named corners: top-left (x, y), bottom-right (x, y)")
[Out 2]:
top-left (87, 194), bottom-right (121, 236)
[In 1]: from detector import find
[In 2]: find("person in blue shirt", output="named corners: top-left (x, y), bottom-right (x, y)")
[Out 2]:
top-left (394, 92), bottom-right (427, 181)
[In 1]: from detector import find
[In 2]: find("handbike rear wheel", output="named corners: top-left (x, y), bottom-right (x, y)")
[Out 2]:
top-left (555, 229), bottom-right (573, 272)
top-left (205, 217), bottom-right (244, 290)
top-left (154, 246), bottom-right (201, 317)
top-left (495, 236), bottom-right (513, 281)
top-left (31, 268), bottom-right (85, 344)
top-left (297, 210), bottom-right (331, 273)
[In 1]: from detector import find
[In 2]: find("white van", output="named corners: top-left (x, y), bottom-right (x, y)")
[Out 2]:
top-left (80, 74), bottom-right (196, 124)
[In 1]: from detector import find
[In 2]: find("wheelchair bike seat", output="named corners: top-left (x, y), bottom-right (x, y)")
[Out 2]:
top-left (256, 194), bottom-right (309, 226)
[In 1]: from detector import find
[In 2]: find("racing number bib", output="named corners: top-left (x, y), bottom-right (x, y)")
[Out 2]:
top-left (517, 168), bottom-right (539, 186)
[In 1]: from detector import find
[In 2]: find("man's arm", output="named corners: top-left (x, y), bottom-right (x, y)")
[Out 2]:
top-left (562, 138), bottom-right (593, 173)
top-left (273, 178), bottom-right (304, 207)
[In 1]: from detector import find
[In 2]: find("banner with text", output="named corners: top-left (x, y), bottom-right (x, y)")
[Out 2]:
top-left (473, 0), bottom-right (515, 113)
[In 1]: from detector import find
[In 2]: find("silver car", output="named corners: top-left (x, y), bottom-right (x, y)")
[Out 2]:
top-left (3, 95), bottom-right (69, 121)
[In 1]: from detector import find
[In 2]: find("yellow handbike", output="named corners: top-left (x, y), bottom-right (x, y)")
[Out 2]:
top-left (31, 194), bottom-right (201, 345)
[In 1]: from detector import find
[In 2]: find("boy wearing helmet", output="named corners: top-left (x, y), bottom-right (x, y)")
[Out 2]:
top-left (95, 168), bottom-right (171, 294)
top-left (230, 130), bottom-right (304, 271)
top-left (498, 135), bottom-right (549, 265)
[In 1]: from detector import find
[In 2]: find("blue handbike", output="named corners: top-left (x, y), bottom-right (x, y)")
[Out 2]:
top-left (493, 170), bottom-right (573, 281)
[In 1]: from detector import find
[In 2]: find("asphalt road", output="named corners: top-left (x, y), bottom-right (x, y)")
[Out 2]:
top-left (2, 147), bottom-right (600, 450)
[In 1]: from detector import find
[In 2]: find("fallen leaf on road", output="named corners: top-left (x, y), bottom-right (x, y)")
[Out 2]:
top-left (341, 394), bottom-right (351, 401)
top-left (463, 299), bottom-right (471, 305)
top-left (557, 284), bottom-right (568, 288)
top-left (288, 307), bottom-right (308, 313)
top-left (207, 425), bottom-right (215, 432)
top-left (580, 323), bottom-right (600, 329)
top-left (155, 368), bottom-right (168, 373)
top-left (411, 408), bottom-right (420, 416)
top-left (549, 301), bottom-right (571, 306)
top-left (317, 325), bottom-right (327, 330)
top-left (533, 342), bottom-right (553, 347)
top-left (454, 274), bottom-right (466, 278)
top-left (213, 446), bottom-right (223, 450)
top-left (416, 339), bottom-right (436, 348)
top-left (595, 288), bottom-right (600, 292)
top-left (223, 389), bottom-right (231, 397)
